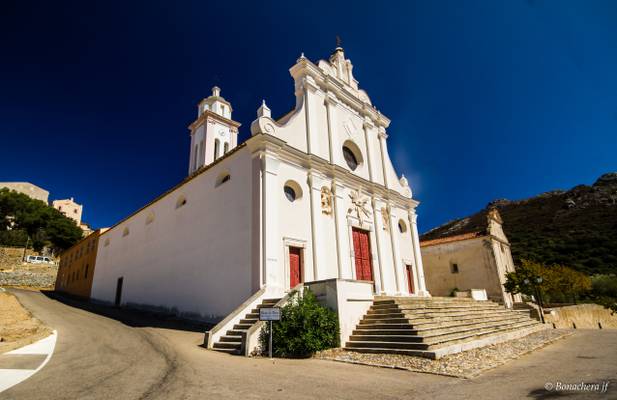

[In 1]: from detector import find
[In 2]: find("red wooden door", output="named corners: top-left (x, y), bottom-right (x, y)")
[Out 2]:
top-left (289, 247), bottom-right (302, 289)
top-left (406, 264), bottom-right (414, 294)
top-left (352, 228), bottom-right (373, 281)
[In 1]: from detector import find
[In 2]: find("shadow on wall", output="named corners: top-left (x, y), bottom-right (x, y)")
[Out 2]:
top-left (41, 291), bottom-right (211, 333)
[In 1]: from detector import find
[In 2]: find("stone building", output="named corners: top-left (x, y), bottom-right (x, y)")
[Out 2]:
top-left (0, 182), bottom-right (49, 203)
top-left (52, 198), bottom-right (83, 225)
top-left (420, 208), bottom-right (522, 308)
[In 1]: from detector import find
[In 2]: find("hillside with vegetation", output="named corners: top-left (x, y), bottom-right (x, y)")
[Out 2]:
top-left (422, 173), bottom-right (617, 276)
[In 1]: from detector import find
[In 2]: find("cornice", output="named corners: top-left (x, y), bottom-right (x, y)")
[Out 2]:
top-left (247, 133), bottom-right (418, 209)
top-left (188, 110), bottom-right (241, 133)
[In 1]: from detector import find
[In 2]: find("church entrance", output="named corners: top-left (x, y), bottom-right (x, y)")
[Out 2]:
top-left (406, 264), bottom-right (414, 294)
top-left (289, 246), bottom-right (303, 289)
top-left (352, 228), bottom-right (373, 281)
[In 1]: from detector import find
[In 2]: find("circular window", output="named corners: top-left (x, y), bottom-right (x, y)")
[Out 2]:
top-left (284, 185), bottom-right (296, 202)
top-left (342, 146), bottom-right (358, 171)
top-left (398, 219), bottom-right (407, 233)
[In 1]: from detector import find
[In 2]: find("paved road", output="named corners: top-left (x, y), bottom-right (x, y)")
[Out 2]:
top-left (2, 289), bottom-right (616, 400)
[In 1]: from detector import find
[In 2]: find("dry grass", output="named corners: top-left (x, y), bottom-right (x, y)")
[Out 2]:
top-left (0, 290), bottom-right (51, 353)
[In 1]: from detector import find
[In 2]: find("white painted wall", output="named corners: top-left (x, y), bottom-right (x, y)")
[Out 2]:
top-left (91, 147), bottom-right (257, 321)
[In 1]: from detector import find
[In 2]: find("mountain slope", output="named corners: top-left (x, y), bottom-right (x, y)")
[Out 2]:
top-left (421, 173), bottom-right (617, 275)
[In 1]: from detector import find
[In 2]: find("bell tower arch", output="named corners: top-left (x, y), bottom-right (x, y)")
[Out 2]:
top-left (187, 86), bottom-right (241, 174)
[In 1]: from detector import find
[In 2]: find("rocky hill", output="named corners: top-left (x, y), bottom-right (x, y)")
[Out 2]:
top-left (421, 173), bottom-right (617, 275)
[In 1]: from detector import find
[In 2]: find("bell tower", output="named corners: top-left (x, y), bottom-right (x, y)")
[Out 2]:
top-left (187, 86), bottom-right (241, 174)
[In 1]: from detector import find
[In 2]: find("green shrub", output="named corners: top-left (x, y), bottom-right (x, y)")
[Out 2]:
top-left (591, 274), bottom-right (617, 298)
top-left (260, 289), bottom-right (339, 358)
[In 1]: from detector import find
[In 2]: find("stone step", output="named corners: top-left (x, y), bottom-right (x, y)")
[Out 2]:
top-left (421, 319), bottom-right (536, 343)
top-left (212, 347), bottom-right (241, 355)
top-left (346, 296), bottom-right (542, 359)
top-left (351, 318), bottom-right (536, 345)
top-left (342, 347), bottom-right (433, 358)
top-left (225, 329), bottom-right (248, 336)
top-left (212, 297), bottom-right (281, 356)
top-left (424, 320), bottom-right (540, 349)
top-left (363, 312), bottom-right (405, 320)
top-left (352, 328), bottom-right (417, 336)
top-left (346, 340), bottom-right (429, 350)
top-left (400, 304), bottom-right (502, 313)
top-left (355, 322), bottom-right (414, 330)
top-left (355, 314), bottom-right (529, 336)
top-left (371, 301), bottom-right (486, 310)
top-left (359, 317), bottom-right (410, 325)
top-left (347, 320), bottom-right (539, 351)
top-left (407, 311), bottom-right (525, 327)
top-left (213, 341), bottom-right (242, 349)
top-left (408, 314), bottom-right (529, 331)
top-left (404, 308), bottom-right (508, 318)
top-left (220, 335), bottom-right (242, 342)
top-left (349, 334), bottom-right (424, 343)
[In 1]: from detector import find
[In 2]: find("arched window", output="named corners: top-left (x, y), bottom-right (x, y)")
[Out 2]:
top-left (199, 140), bottom-right (204, 166)
top-left (398, 219), bottom-right (407, 233)
top-left (176, 195), bottom-right (187, 209)
top-left (283, 180), bottom-right (303, 202)
top-left (214, 139), bottom-right (220, 160)
top-left (342, 140), bottom-right (363, 171)
top-left (193, 144), bottom-right (198, 171)
top-left (122, 227), bottom-right (129, 237)
top-left (224, 142), bottom-right (229, 154)
top-left (216, 172), bottom-right (231, 187)
top-left (146, 211), bottom-right (155, 225)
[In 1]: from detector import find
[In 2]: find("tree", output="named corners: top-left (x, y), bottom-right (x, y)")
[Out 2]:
top-left (0, 188), bottom-right (83, 253)
top-left (505, 259), bottom-right (591, 304)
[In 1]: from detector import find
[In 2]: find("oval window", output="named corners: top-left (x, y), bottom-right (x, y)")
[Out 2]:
top-left (284, 185), bottom-right (296, 202)
top-left (342, 146), bottom-right (358, 171)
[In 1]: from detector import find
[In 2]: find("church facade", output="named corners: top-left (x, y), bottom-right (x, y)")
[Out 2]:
top-left (90, 47), bottom-right (429, 328)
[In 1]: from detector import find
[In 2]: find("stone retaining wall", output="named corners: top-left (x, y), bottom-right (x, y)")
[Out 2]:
top-left (545, 304), bottom-right (617, 329)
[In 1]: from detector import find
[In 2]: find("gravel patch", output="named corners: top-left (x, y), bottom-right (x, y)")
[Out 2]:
top-left (315, 329), bottom-right (573, 379)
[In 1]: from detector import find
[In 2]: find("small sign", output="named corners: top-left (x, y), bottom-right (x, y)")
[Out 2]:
top-left (259, 307), bottom-right (281, 321)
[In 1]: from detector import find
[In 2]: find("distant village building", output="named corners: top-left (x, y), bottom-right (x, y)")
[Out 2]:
top-left (53, 198), bottom-right (83, 225)
top-left (420, 208), bottom-right (521, 308)
top-left (0, 182), bottom-right (49, 203)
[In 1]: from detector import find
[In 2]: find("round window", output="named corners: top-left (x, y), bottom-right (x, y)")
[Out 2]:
top-left (284, 185), bottom-right (296, 202)
top-left (342, 146), bottom-right (358, 171)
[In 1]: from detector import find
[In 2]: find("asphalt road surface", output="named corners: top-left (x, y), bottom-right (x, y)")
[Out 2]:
top-left (2, 289), bottom-right (616, 400)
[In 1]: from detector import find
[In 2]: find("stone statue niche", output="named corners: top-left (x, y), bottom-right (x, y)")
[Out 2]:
top-left (321, 187), bottom-right (332, 215)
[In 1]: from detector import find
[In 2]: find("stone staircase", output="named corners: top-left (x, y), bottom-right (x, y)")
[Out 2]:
top-left (212, 298), bottom-right (280, 355)
top-left (345, 296), bottom-right (545, 359)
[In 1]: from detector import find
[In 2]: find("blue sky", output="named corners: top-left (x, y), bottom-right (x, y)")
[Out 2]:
top-left (1, 0), bottom-right (615, 233)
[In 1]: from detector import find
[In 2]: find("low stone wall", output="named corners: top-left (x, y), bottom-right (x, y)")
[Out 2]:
top-left (545, 304), bottom-right (617, 329)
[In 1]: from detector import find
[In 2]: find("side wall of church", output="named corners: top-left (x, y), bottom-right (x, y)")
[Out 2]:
top-left (91, 147), bottom-right (257, 321)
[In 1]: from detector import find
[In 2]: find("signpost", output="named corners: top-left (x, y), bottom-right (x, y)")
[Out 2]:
top-left (259, 307), bottom-right (281, 358)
